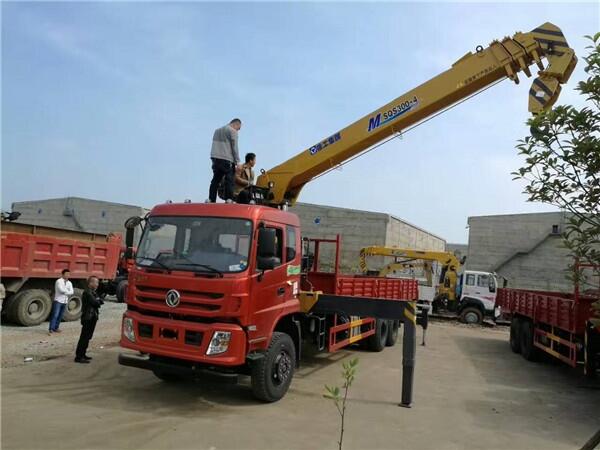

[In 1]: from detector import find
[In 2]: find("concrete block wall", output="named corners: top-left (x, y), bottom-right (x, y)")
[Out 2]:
top-left (291, 203), bottom-right (389, 272)
top-left (292, 203), bottom-right (446, 273)
top-left (447, 243), bottom-right (468, 259)
top-left (467, 212), bottom-right (573, 291)
top-left (386, 217), bottom-right (445, 252)
top-left (12, 197), bottom-right (148, 243)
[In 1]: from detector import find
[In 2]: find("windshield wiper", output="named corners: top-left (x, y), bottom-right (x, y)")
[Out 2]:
top-left (136, 256), bottom-right (171, 271)
top-left (173, 256), bottom-right (224, 277)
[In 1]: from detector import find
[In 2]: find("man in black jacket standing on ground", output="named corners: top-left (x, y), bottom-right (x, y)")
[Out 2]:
top-left (75, 276), bottom-right (103, 364)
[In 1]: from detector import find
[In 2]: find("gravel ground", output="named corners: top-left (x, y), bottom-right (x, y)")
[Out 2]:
top-left (1, 298), bottom-right (126, 368)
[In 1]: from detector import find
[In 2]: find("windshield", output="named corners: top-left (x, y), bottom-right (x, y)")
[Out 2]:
top-left (136, 216), bottom-right (252, 273)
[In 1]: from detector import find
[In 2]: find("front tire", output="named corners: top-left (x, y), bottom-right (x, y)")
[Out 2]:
top-left (251, 332), bottom-right (296, 402)
top-left (62, 288), bottom-right (83, 322)
top-left (460, 307), bottom-right (483, 325)
top-left (510, 317), bottom-right (521, 354)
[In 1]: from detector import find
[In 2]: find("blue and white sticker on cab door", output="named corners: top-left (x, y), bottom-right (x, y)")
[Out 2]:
top-left (367, 96), bottom-right (419, 132)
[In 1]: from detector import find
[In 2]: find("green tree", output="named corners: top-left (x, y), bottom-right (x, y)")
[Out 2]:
top-left (513, 33), bottom-right (600, 270)
top-left (323, 358), bottom-right (359, 450)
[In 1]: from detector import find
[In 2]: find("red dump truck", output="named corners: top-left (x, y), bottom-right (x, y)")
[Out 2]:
top-left (119, 204), bottom-right (419, 403)
top-left (496, 264), bottom-right (600, 376)
top-left (1, 221), bottom-right (122, 326)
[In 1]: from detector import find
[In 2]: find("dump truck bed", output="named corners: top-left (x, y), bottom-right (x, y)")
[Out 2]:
top-left (1, 222), bottom-right (122, 280)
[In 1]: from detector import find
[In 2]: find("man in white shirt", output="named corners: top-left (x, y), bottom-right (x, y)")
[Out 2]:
top-left (49, 269), bottom-right (74, 334)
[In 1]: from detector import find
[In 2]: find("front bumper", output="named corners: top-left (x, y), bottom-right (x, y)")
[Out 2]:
top-left (118, 352), bottom-right (239, 382)
top-left (120, 310), bottom-right (247, 366)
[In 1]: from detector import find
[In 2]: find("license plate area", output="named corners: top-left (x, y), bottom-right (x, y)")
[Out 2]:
top-left (159, 327), bottom-right (178, 340)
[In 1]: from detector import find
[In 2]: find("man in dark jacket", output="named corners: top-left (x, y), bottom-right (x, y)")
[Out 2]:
top-left (74, 276), bottom-right (103, 364)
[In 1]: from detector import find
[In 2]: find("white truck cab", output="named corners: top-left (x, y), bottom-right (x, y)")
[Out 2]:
top-left (456, 270), bottom-right (501, 324)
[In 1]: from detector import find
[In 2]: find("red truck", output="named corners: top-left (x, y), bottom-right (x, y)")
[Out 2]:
top-left (117, 25), bottom-right (575, 401)
top-left (1, 221), bottom-right (122, 326)
top-left (496, 264), bottom-right (600, 376)
top-left (118, 203), bottom-right (419, 403)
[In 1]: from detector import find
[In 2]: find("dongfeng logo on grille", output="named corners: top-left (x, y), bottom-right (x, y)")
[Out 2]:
top-left (165, 289), bottom-right (180, 308)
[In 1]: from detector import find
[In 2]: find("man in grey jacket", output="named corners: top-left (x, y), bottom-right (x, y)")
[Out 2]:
top-left (209, 118), bottom-right (242, 202)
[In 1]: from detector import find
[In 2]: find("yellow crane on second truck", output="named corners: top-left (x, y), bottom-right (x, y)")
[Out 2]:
top-left (359, 247), bottom-right (464, 301)
top-left (359, 246), bottom-right (503, 324)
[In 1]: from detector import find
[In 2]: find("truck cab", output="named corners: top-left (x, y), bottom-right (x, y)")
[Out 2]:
top-left (120, 203), bottom-right (302, 387)
top-left (456, 270), bottom-right (500, 324)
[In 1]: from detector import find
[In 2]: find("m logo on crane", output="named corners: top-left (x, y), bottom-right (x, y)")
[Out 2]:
top-left (367, 96), bottom-right (420, 132)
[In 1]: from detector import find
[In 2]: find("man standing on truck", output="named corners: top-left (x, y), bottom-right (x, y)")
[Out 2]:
top-left (49, 269), bottom-right (73, 334)
top-left (208, 118), bottom-right (242, 203)
top-left (234, 152), bottom-right (256, 204)
top-left (75, 276), bottom-right (103, 364)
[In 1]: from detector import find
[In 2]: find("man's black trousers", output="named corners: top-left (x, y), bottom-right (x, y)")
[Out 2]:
top-left (209, 158), bottom-right (234, 202)
top-left (76, 319), bottom-right (97, 358)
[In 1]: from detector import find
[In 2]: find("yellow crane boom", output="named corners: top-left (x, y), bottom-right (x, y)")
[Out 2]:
top-left (256, 23), bottom-right (577, 206)
top-left (359, 246), bottom-right (465, 303)
top-left (359, 247), bottom-right (462, 275)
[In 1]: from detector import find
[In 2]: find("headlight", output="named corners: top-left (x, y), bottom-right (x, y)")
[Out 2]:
top-left (206, 331), bottom-right (231, 355)
top-left (123, 317), bottom-right (136, 342)
top-left (494, 306), bottom-right (501, 318)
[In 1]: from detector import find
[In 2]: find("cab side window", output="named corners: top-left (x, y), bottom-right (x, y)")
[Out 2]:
top-left (477, 275), bottom-right (489, 288)
top-left (286, 227), bottom-right (297, 262)
top-left (466, 274), bottom-right (476, 286)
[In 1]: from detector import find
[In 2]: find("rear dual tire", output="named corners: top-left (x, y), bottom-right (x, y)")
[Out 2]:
top-left (62, 288), bottom-right (83, 322)
top-left (510, 317), bottom-right (521, 353)
top-left (367, 319), bottom-right (389, 352)
top-left (520, 319), bottom-right (539, 362)
top-left (8, 289), bottom-right (52, 326)
top-left (116, 280), bottom-right (129, 303)
top-left (386, 320), bottom-right (400, 347)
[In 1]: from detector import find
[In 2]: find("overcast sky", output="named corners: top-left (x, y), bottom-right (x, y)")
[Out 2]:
top-left (2, 2), bottom-right (597, 242)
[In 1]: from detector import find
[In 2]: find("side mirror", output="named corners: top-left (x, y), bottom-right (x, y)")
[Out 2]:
top-left (489, 278), bottom-right (496, 293)
top-left (258, 228), bottom-right (277, 258)
top-left (257, 256), bottom-right (280, 271)
top-left (125, 227), bottom-right (136, 250)
top-left (124, 247), bottom-right (136, 260)
top-left (124, 216), bottom-right (143, 229)
top-left (257, 228), bottom-right (279, 271)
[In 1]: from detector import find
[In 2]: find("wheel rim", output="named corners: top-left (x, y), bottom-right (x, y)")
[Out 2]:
top-left (464, 312), bottom-right (479, 324)
top-left (272, 351), bottom-right (292, 386)
top-left (27, 299), bottom-right (45, 319)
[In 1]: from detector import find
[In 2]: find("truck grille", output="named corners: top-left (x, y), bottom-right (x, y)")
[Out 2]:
top-left (134, 285), bottom-right (224, 313)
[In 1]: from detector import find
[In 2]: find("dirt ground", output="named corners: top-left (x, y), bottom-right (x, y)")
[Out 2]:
top-left (2, 315), bottom-right (599, 450)
top-left (1, 300), bottom-right (127, 368)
